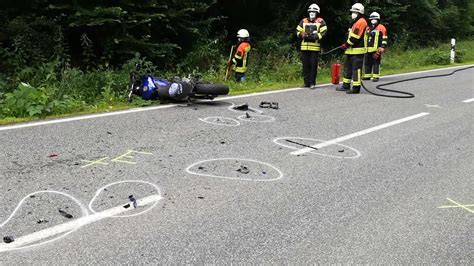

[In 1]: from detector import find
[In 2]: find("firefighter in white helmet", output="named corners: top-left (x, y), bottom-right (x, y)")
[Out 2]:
top-left (337, 3), bottom-right (368, 94)
top-left (296, 3), bottom-right (328, 89)
top-left (363, 12), bottom-right (388, 82)
top-left (228, 29), bottom-right (251, 82)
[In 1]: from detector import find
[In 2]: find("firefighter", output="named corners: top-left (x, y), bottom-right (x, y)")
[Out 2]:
top-left (337, 3), bottom-right (368, 94)
top-left (228, 29), bottom-right (251, 82)
top-left (296, 3), bottom-right (328, 89)
top-left (363, 12), bottom-right (388, 82)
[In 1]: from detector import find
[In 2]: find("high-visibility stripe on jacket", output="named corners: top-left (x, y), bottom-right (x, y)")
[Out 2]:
top-left (367, 23), bottom-right (388, 52)
top-left (232, 42), bottom-right (251, 73)
top-left (345, 17), bottom-right (368, 55)
top-left (296, 17), bottom-right (327, 51)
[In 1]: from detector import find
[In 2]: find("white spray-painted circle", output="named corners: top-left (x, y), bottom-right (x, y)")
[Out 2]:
top-left (273, 137), bottom-right (361, 159)
top-left (237, 114), bottom-right (276, 123)
top-left (227, 102), bottom-right (264, 114)
top-left (186, 158), bottom-right (284, 182)
top-left (199, 117), bottom-right (241, 127)
top-left (0, 190), bottom-right (89, 252)
top-left (88, 180), bottom-right (161, 218)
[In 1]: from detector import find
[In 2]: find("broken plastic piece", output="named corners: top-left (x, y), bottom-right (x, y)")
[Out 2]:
top-left (58, 209), bottom-right (73, 219)
top-left (259, 101), bottom-right (271, 108)
top-left (270, 102), bottom-right (279, 110)
top-left (123, 204), bottom-right (131, 209)
top-left (129, 195), bottom-right (137, 209)
top-left (48, 154), bottom-right (59, 158)
top-left (37, 219), bottom-right (49, 224)
top-left (246, 112), bottom-right (251, 118)
top-left (3, 236), bottom-right (14, 244)
top-left (237, 165), bottom-right (250, 174)
top-left (338, 149), bottom-right (345, 153)
top-left (233, 103), bottom-right (249, 111)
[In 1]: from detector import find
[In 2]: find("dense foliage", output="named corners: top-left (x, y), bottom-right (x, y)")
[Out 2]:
top-left (0, 0), bottom-right (473, 117)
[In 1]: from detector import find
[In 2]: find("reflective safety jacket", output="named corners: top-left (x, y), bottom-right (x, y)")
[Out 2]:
top-left (232, 41), bottom-right (251, 73)
top-left (345, 17), bottom-right (368, 55)
top-left (296, 17), bottom-right (327, 51)
top-left (367, 23), bottom-right (388, 53)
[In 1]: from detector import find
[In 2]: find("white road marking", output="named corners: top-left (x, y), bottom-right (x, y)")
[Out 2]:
top-left (274, 137), bottom-right (361, 159)
top-left (462, 98), bottom-right (474, 103)
top-left (0, 195), bottom-right (161, 252)
top-left (290, 112), bottom-right (430, 156)
top-left (0, 65), bottom-right (471, 132)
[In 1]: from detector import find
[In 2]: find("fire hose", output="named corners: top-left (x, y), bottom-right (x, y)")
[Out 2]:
top-left (321, 47), bottom-right (474, 98)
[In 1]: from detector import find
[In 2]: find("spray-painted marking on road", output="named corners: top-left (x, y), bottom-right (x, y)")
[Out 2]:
top-left (81, 157), bottom-right (109, 168)
top-left (274, 137), bottom-right (361, 159)
top-left (290, 113), bottom-right (430, 156)
top-left (186, 158), bottom-right (284, 182)
top-left (198, 117), bottom-right (241, 127)
top-left (81, 150), bottom-right (153, 168)
top-left (424, 104), bottom-right (442, 108)
top-left (462, 98), bottom-right (474, 103)
top-left (0, 180), bottom-right (162, 253)
top-left (438, 198), bottom-right (474, 214)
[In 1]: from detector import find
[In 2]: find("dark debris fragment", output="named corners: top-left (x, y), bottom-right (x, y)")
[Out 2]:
top-left (58, 209), bottom-right (74, 219)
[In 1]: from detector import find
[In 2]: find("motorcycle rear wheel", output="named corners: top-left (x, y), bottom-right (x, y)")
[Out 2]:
top-left (194, 84), bottom-right (229, 96)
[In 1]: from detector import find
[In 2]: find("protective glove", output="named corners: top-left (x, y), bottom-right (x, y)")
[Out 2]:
top-left (373, 52), bottom-right (381, 60)
top-left (377, 47), bottom-right (385, 54)
top-left (340, 43), bottom-right (349, 51)
top-left (300, 32), bottom-right (308, 40)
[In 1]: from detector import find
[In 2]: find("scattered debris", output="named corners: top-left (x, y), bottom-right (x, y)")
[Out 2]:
top-left (418, 162), bottom-right (424, 166)
top-left (3, 236), bottom-right (14, 244)
top-left (198, 166), bottom-right (205, 170)
top-left (246, 112), bottom-right (251, 119)
top-left (194, 108), bottom-right (198, 111)
top-left (233, 103), bottom-right (249, 111)
top-left (123, 204), bottom-right (131, 209)
top-left (30, 195), bottom-right (36, 198)
top-left (109, 196), bottom-right (114, 199)
top-left (74, 162), bottom-right (80, 166)
top-left (262, 171), bottom-right (267, 175)
top-left (37, 219), bottom-right (49, 224)
top-left (107, 131), bottom-right (113, 135)
top-left (129, 195), bottom-right (138, 208)
top-left (285, 139), bottom-right (318, 150)
top-left (220, 141), bottom-right (226, 144)
top-left (58, 209), bottom-right (74, 219)
top-left (237, 165), bottom-right (250, 174)
top-left (259, 101), bottom-right (279, 109)
top-left (197, 196), bottom-right (205, 199)
top-left (338, 149), bottom-right (345, 153)
top-left (48, 154), bottom-right (59, 158)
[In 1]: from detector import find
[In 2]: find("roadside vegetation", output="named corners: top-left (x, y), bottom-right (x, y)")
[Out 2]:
top-left (1, 1), bottom-right (473, 124)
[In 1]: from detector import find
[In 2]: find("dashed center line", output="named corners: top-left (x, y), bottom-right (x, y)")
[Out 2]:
top-left (290, 112), bottom-right (430, 156)
top-left (462, 98), bottom-right (474, 103)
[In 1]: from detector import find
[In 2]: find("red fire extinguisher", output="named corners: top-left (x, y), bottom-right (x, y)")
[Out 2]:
top-left (331, 63), bottom-right (341, 84)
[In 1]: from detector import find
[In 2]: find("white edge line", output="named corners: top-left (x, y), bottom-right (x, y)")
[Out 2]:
top-left (462, 98), bottom-right (474, 103)
top-left (0, 195), bottom-right (162, 252)
top-left (291, 112), bottom-right (430, 155)
top-left (1, 65), bottom-right (471, 132)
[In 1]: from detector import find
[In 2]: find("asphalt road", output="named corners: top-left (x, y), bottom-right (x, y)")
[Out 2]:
top-left (0, 65), bottom-right (473, 264)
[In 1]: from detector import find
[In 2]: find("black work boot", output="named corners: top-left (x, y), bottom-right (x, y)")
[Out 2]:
top-left (336, 84), bottom-right (350, 91)
top-left (301, 84), bottom-right (310, 88)
top-left (346, 86), bottom-right (361, 94)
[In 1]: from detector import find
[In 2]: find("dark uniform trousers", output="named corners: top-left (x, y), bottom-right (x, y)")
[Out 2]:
top-left (342, 54), bottom-right (364, 92)
top-left (364, 52), bottom-right (381, 79)
top-left (301, 51), bottom-right (320, 86)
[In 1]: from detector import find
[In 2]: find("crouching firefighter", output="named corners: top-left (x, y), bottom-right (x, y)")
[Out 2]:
top-left (228, 29), bottom-right (251, 82)
top-left (337, 3), bottom-right (368, 94)
top-left (296, 3), bottom-right (328, 89)
top-left (364, 12), bottom-right (388, 82)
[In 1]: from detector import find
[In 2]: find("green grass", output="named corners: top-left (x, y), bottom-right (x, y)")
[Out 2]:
top-left (1, 39), bottom-right (473, 125)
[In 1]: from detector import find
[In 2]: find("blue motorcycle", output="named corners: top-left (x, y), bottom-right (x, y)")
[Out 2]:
top-left (127, 64), bottom-right (229, 102)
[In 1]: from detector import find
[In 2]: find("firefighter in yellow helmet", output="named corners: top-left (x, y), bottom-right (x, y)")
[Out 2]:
top-left (336, 3), bottom-right (368, 94)
top-left (364, 12), bottom-right (388, 82)
top-left (296, 3), bottom-right (328, 89)
top-left (228, 29), bottom-right (252, 82)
